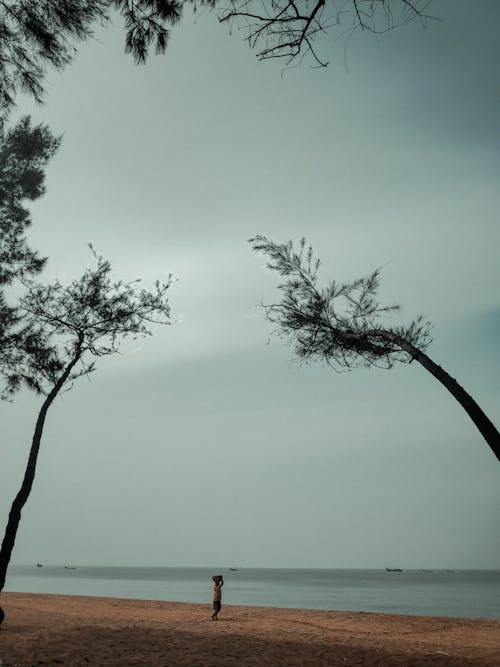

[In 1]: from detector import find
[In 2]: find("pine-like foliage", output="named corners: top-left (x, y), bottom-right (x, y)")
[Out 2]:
top-left (0, 1), bottom-right (105, 117)
top-left (250, 235), bottom-right (432, 370)
top-left (0, 1), bottom-right (182, 121)
top-left (0, 1), bottom-right (437, 120)
top-left (0, 116), bottom-right (60, 284)
top-left (0, 248), bottom-right (173, 598)
top-left (4, 249), bottom-right (172, 397)
top-left (0, 116), bottom-right (60, 397)
top-left (250, 235), bottom-right (500, 462)
top-left (113, 0), bottom-right (182, 64)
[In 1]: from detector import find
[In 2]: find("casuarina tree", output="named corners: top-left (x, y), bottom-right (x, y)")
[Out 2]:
top-left (0, 1), bottom-right (436, 122)
top-left (0, 0), bottom-right (182, 123)
top-left (250, 235), bottom-right (500, 462)
top-left (0, 117), bottom-right (60, 394)
top-left (0, 251), bottom-right (173, 617)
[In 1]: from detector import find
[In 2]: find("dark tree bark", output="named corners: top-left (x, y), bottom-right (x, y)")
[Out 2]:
top-left (0, 344), bottom-right (82, 595)
top-left (371, 330), bottom-right (500, 462)
top-left (0, 252), bottom-right (172, 627)
top-left (249, 236), bottom-right (500, 464)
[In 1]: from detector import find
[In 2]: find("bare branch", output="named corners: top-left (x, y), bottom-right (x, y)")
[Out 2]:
top-left (217, 0), bottom-right (437, 67)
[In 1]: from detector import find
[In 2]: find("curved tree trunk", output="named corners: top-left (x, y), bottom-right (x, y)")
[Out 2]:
top-left (0, 347), bottom-right (82, 598)
top-left (0, 395), bottom-right (53, 593)
top-left (414, 352), bottom-right (500, 462)
top-left (379, 332), bottom-right (500, 462)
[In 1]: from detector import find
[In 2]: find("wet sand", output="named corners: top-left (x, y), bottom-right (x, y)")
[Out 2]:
top-left (0, 592), bottom-right (499, 666)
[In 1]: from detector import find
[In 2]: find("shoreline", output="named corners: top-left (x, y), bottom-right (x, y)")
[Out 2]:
top-left (3, 587), bottom-right (500, 621)
top-left (1, 593), bottom-right (500, 666)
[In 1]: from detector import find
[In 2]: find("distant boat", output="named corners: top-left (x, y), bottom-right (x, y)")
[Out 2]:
top-left (36, 563), bottom-right (43, 568)
top-left (385, 567), bottom-right (403, 572)
top-left (64, 566), bottom-right (77, 570)
top-left (229, 568), bottom-right (239, 571)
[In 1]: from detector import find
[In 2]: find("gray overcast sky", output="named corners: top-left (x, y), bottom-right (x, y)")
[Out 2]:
top-left (1, 0), bottom-right (499, 570)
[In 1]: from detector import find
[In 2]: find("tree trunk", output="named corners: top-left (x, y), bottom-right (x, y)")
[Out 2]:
top-left (0, 395), bottom-right (53, 594)
top-left (378, 331), bottom-right (500, 462)
top-left (415, 350), bottom-right (500, 462)
top-left (0, 347), bottom-right (82, 596)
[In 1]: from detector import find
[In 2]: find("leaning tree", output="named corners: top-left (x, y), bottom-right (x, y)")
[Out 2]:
top-left (250, 235), bottom-right (500, 462)
top-left (0, 251), bottom-right (173, 618)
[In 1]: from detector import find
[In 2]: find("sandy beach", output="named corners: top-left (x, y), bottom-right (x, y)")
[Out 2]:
top-left (0, 593), bottom-right (499, 666)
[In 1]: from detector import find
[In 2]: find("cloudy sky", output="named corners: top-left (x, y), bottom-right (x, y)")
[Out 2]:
top-left (1, 0), bottom-right (499, 571)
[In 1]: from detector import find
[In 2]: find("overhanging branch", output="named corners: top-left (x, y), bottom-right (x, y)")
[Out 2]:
top-left (217, 0), bottom-right (436, 66)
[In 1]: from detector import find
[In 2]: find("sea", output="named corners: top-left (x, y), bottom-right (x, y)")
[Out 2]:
top-left (5, 566), bottom-right (500, 620)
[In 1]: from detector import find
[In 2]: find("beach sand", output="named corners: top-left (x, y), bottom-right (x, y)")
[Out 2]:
top-left (0, 593), bottom-right (499, 666)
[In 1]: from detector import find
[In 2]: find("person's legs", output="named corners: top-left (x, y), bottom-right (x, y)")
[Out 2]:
top-left (211, 600), bottom-right (221, 620)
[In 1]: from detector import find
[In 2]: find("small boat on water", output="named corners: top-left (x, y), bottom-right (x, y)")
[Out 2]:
top-left (229, 568), bottom-right (239, 571)
top-left (385, 567), bottom-right (403, 572)
top-left (36, 563), bottom-right (43, 568)
top-left (64, 566), bottom-right (77, 570)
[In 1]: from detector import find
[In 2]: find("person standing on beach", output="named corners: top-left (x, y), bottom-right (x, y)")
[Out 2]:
top-left (211, 575), bottom-right (223, 621)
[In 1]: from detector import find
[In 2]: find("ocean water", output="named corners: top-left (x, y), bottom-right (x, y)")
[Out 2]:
top-left (5, 566), bottom-right (500, 620)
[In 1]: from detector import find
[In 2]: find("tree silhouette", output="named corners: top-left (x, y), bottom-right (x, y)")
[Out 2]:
top-left (250, 235), bottom-right (500, 462)
top-left (0, 251), bottom-right (173, 615)
top-left (0, 116), bottom-right (60, 397)
top-left (0, 0), bottom-right (182, 122)
top-left (0, 117), bottom-right (58, 283)
top-left (215, 0), bottom-right (435, 67)
top-left (1, 0), bottom-right (437, 121)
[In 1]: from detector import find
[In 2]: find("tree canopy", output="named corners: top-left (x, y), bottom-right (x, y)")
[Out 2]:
top-left (13, 249), bottom-right (172, 395)
top-left (0, 117), bottom-right (59, 284)
top-left (0, 0), bottom-right (436, 121)
top-left (0, 0), bottom-right (182, 122)
top-left (0, 112), bottom-right (174, 615)
top-left (0, 117), bottom-right (60, 398)
top-left (250, 235), bottom-right (431, 369)
top-left (250, 235), bottom-right (500, 461)
top-left (0, 249), bottom-right (173, 598)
